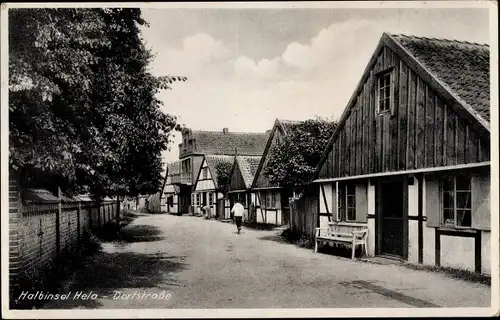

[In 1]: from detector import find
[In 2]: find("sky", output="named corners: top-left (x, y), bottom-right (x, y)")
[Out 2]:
top-left (138, 6), bottom-right (490, 164)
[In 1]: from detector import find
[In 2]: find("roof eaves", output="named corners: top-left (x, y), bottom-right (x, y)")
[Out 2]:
top-left (250, 119), bottom-right (280, 189)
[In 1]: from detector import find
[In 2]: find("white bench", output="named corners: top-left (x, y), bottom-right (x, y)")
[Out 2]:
top-left (314, 225), bottom-right (368, 260)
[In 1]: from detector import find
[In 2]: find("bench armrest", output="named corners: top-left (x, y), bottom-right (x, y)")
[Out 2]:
top-left (315, 227), bottom-right (330, 237)
top-left (351, 229), bottom-right (368, 239)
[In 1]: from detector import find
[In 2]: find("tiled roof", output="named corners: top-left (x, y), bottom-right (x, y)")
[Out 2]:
top-left (167, 161), bottom-right (181, 175)
top-left (205, 155), bottom-right (235, 188)
top-left (236, 156), bottom-right (262, 189)
top-left (22, 189), bottom-right (59, 203)
top-left (391, 34), bottom-right (490, 123)
top-left (192, 131), bottom-right (269, 156)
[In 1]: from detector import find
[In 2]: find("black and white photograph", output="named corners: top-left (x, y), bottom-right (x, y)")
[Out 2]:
top-left (1, 1), bottom-right (498, 318)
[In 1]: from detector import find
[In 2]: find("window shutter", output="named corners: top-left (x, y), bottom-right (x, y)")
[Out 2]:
top-left (276, 191), bottom-right (281, 209)
top-left (331, 183), bottom-right (338, 222)
top-left (390, 70), bottom-right (396, 116)
top-left (425, 177), bottom-right (440, 227)
top-left (338, 183), bottom-right (346, 221)
top-left (355, 183), bottom-right (368, 222)
top-left (472, 173), bottom-right (490, 231)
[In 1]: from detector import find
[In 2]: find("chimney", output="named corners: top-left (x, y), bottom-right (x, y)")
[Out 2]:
top-left (222, 128), bottom-right (229, 134)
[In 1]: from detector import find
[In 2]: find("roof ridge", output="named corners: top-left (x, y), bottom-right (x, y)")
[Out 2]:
top-left (389, 32), bottom-right (489, 48)
top-left (192, 130), bottom-right (268, 135)
top-left (277, 118), bottom-right (302, 123)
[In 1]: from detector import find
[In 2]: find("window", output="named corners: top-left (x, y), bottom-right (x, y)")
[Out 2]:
top-left (442, 175), bottom-right (472, 227)
top-left (338, 183), bottom-right (356, 221)
top-left (208, 193), bottom-right (214, 206)
top-left (195, 193), bottom-right (201, 206)
top-left (377, 71), bottom-right (392, 114)
top-left (202, 167), bottom-right (208, 180)
top-left (266, 191), bottom-right (276, 209)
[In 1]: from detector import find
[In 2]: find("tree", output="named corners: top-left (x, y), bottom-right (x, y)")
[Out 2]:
top-left (9, 8), bottom-right (185, 199)
top-left (263, 118), bottom-right (337, 195)
top-left (214, 161), bottom-right (233, 194)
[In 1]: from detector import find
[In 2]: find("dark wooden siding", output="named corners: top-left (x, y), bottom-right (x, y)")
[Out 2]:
top-left (319, 45), bottom-right (489, 179)
top-left (254, 127), bottom-right (284, 188)
top-left (229, 163), bottom-right (246, 191)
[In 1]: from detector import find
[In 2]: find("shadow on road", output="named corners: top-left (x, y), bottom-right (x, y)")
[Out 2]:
top-left (117, 224), bottom-right (165, 243)
top-left (42, 250), bottom-right (188, 309)
top-left (244, 222), bottom-right (278, 231)
top-left (339, 280), bottom-right (439, 308)
top-left (257, 234), bottom-right (290, 244)
top-left (96, 224), bottom-right (165, 243)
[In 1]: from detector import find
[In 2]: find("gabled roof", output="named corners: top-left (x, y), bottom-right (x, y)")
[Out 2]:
top-left (235, 156), bottom-right (262, 189)
top-left (190, 131), bottom-right (269, 156)
top-left (204, 155), bottom-right (235, 188)
top-left (251, 119), bottom-right (303, 189)
top-left (315, 32), bottom-right (491, 178)
top-left (391, 34), bottom-right (490, 124)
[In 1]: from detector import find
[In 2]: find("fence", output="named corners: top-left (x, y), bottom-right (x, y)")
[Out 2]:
top-left (9, 175), bottom-right (118, 302)
top-left (289, 185), bottom-right (318, 240)
top-left (146, 193), bottom-right (162, 213)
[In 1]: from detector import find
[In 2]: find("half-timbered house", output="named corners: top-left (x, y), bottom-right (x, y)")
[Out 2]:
top-left (251, 119), bottom-right (302, 226)
top-left (227, 155), bottom-right (261, 222)
top-left (192, 155), bottom-right (234, 216)
top-left (315, 33), bottom-right (491, 274)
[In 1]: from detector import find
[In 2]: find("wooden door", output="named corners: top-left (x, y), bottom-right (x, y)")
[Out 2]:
top-left (378, 179), bottom-right (407, 258)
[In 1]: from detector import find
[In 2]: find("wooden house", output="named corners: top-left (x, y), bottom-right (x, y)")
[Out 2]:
top-left (315, 33), bottom-right (491, 274)
top-left (192, 155), bottom-right (234, 217)
top-left (160, 161), bottom-right (185, 214)
top-left (227, 155), bottom-right (262, 222)
top-left (251, 119), bottom-right (302, 226)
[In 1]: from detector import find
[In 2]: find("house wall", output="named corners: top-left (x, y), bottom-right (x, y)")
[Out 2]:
top-left (195, 159), bottom-right (216, 191)
top-left (255, 190), bottom-right (283, 225)
top-left (162, 193), bottom-right (179, 214)
top-left (316, 167), bottom-right (490, 274)
top-left (318, 44), bottom-right (490, 181)
top-left (421, 168), bottom-right (491, 274)
top-left (191, 191), bottom-right (216, 215)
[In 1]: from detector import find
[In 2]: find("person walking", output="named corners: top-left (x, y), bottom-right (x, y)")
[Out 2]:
top-left (231, 199), bottom-right (244, 234)
top-left (203, 203), bottom-right (212, 219)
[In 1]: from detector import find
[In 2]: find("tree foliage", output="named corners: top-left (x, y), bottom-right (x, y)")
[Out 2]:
top-left (9, 8), bottom-right (185, 198)
top-left (263, 118), bottom-right (337, 192)
top-left (214, 161), bottom-right (233, 194)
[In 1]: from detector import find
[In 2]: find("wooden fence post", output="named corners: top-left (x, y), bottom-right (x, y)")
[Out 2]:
top-left (116, 196), bottom-right (120, 226)
top-left (88, 202), bottom-right (93, 230)
top-left (77, 200), bottom-right (81, 244)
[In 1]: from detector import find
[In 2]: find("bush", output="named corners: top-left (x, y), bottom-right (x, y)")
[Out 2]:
top-left (280, 228), bottom-right (313, 249)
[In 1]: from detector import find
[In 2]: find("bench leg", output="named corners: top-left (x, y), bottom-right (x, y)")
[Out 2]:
top-left (314, 239), bottom-right (318, 253)
top-left (351, 241), bottom-right (356, 260)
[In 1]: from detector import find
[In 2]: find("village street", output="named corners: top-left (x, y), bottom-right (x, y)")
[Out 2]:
top-left (40, 213), bottom-right (491, 309)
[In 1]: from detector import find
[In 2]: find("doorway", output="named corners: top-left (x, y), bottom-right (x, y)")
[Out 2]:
top-left (377, 178), bottom-right (408, 259)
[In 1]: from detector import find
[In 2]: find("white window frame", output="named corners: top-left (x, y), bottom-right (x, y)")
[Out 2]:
top-left (338, 182), bottom-right (356, 222)
top-left (376, 70), bottom-right (393, 115)
top-left (441, 175), bottom-right (472, 228)
top-left (195, 193), bottom-right (201, 207)
top-left (208, 192), bottom-right (214, 206)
